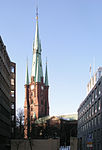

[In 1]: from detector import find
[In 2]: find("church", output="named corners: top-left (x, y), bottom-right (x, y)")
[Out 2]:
top-left (24, 9), bottom-right (49, 138)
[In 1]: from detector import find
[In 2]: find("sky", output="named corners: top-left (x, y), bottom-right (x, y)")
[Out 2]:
top-left (1, 0), bottom-right (102, 116)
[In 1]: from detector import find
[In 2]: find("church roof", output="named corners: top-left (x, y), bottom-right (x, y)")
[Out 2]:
top-left (58, 114), bottom-right (78, 120)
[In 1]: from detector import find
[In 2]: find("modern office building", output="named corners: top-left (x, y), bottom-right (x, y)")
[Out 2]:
top-left (78, 67), bottom-right (102, 150)
top-left (0, 36), bottom-right (16, 149)
top-left (24, 9), bottom-right (49, 138)
top-left (10, 62), bottom-right (16, 139)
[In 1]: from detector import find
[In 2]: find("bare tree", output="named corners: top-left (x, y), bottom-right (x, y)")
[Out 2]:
top-left (16, 108), bottom-right (24, 139)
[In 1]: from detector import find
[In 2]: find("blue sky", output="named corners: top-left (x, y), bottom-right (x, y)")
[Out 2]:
top-left (1, 0), bottom-right (102, 116)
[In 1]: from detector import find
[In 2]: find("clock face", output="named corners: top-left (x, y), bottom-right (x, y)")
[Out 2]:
top-left (31, 85), bottom-right (34, 90)
top-left (41, 86), bottom-right (44, 90)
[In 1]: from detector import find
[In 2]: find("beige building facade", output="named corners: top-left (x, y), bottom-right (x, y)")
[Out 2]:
top-left (11, 139), bottom-right (60, 150)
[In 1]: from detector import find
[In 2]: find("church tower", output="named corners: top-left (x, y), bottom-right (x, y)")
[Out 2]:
top-left (24, 8), bottom-right (49, 138)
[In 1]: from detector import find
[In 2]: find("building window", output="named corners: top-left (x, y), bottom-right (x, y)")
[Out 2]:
top-left (98, 99), bottom-right (101, 111)
top-left (11, 79), bottom-right (14, 85)
top-left (98, 82), bottom-right (101, 95)
top-left (95, 88), bottom-right (97, 99)
top-left (95, 103), bottom-right (97, 113)
top-left (99, 99), bottom-right (101, 110)
top-left (87, 110), bottom-right (89, 119)
top-left (11, 91), bottom-right (14, 97)
top-left (31, 107), bottom-right (33, 111)
top-left (92, 92), bottom-right (94, 102)
top-left (86, 101), bottom-right (89, 109)
top-left (83, 115), bottom-right (85, 122)
top-left (89, 108), bottom-right (91, 118)
top-left (89, 96), bottom-right (92, 106)
top-left (92, 106), bottom-right (94, 116)
top-left (11, 104), bottom-right (14, 109)
top-left (12, 115), bottom-right (14, 121)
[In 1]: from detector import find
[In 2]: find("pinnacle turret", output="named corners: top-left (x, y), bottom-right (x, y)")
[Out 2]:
top-left (25, 60), bottom-right (29, 85)
top-left (45, 60), bottom-right (49, 86)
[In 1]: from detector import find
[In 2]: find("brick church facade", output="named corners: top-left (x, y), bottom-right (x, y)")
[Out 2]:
top-left (24, 10), bottom-right (49, 138)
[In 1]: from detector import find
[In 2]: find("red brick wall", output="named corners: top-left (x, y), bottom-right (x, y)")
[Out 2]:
top-left (24, 78), bottom-right (49, 138)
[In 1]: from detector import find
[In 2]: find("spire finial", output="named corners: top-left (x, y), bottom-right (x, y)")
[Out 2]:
top-left (46, 57), bottom-right (47, 65)
top-left (36, 1), bottom-right (38, 20)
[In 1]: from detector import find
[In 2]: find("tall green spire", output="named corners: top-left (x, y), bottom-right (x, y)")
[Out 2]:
top-left (25, 59), bottom-right (29, 85)
top-left (33, 7), bottom-right (40, 53)
top-left (34, 17), bottom-right (40, 51)
top-left (31, 7), bottom-right (43, 82)
top-left (45, 59), bottom-right (49, 86)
